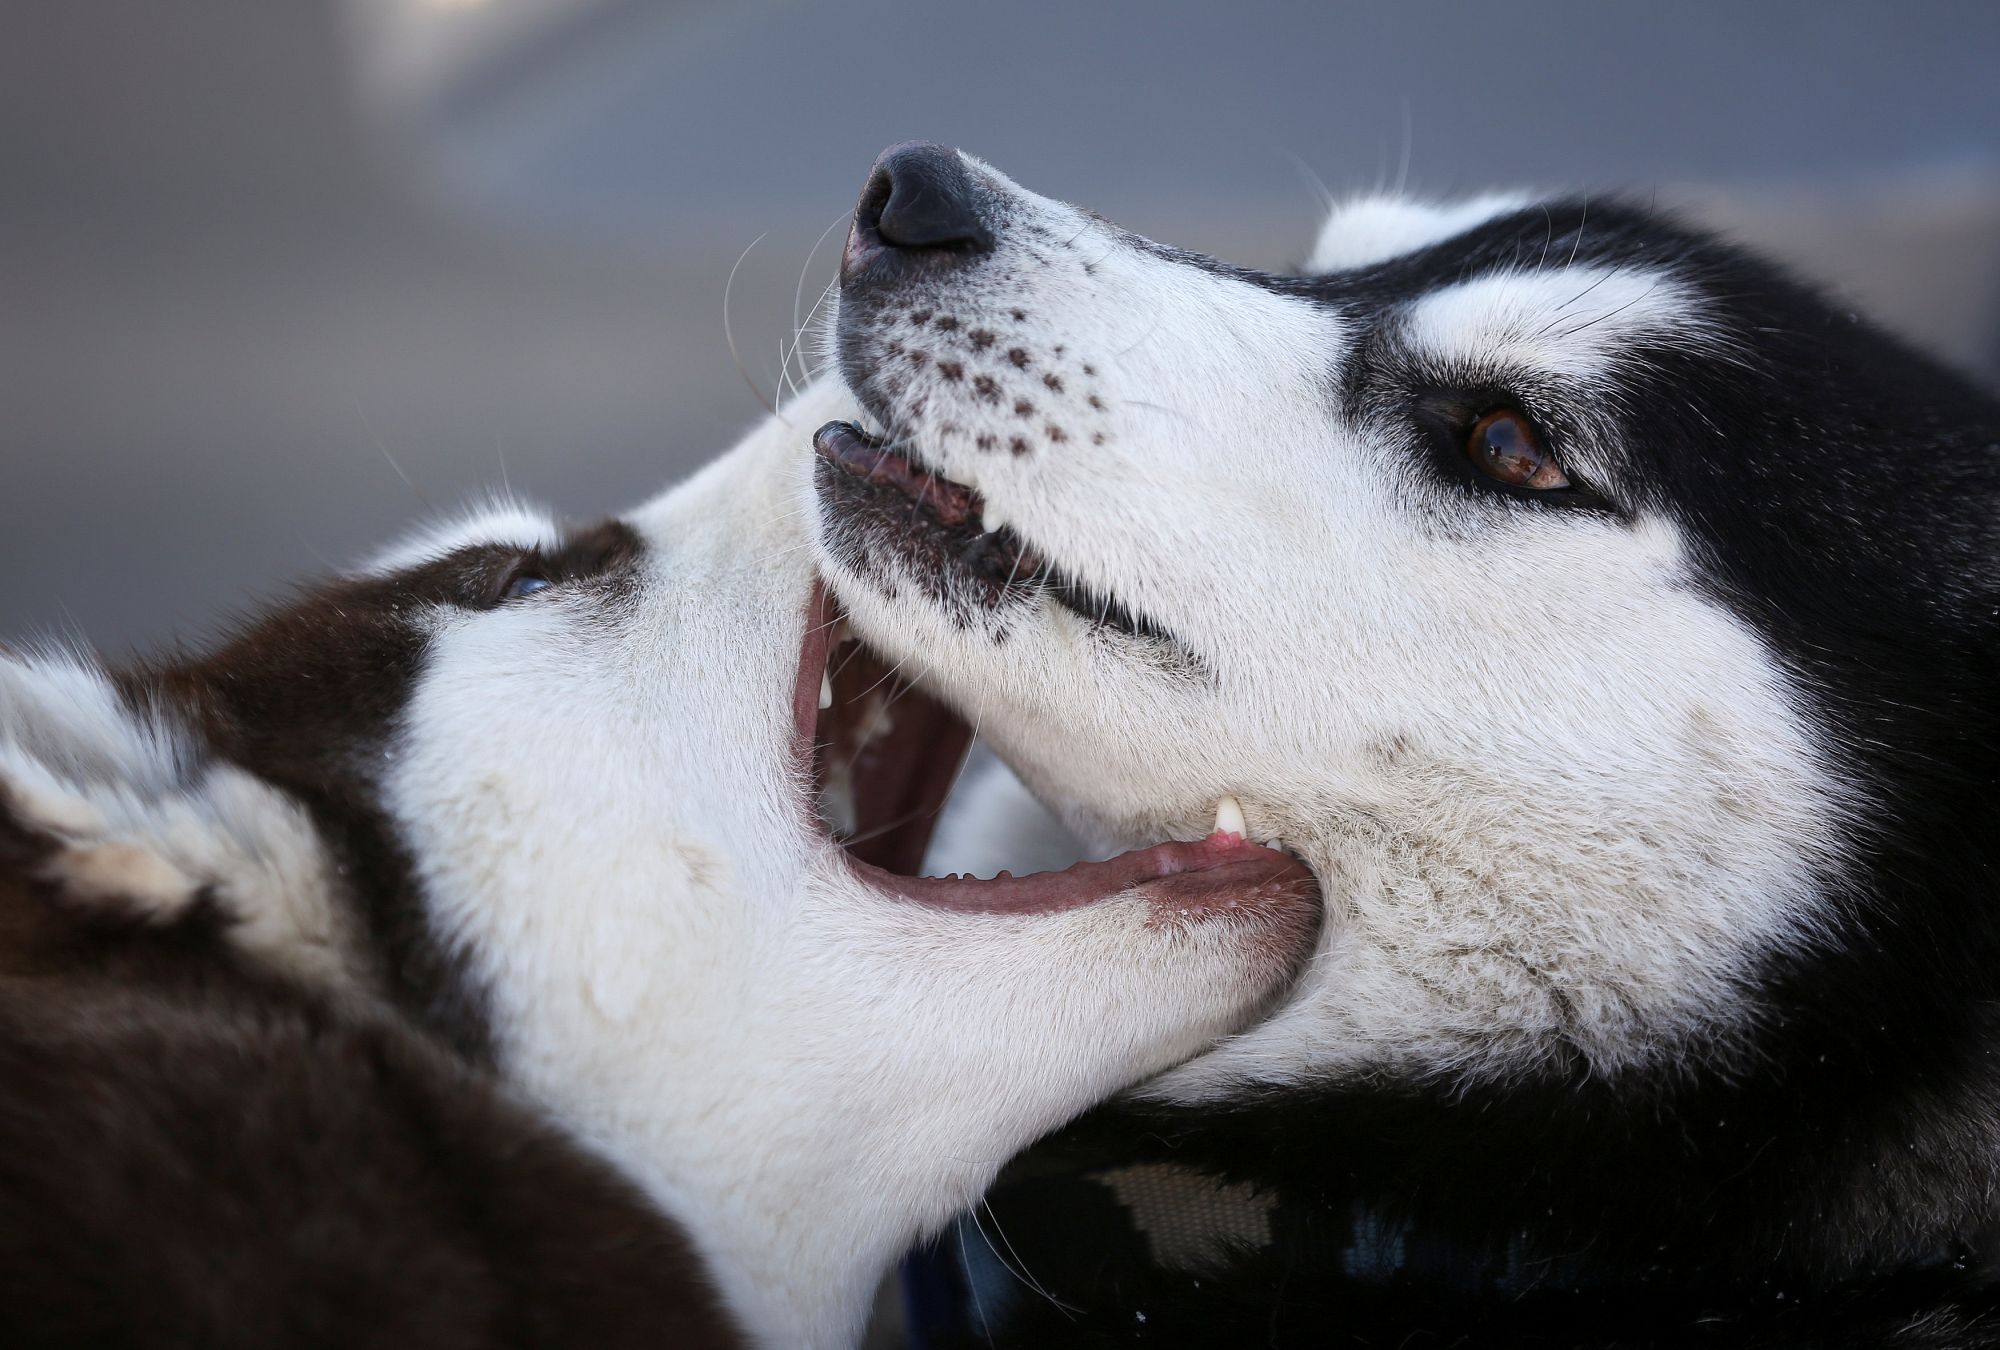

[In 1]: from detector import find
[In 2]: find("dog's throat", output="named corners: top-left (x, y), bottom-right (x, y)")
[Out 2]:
top-left (814, 640), bottom-right (972, 875)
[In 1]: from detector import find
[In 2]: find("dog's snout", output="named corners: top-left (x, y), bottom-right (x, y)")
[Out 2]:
top-left (843, 142), bottom-right (993, 284)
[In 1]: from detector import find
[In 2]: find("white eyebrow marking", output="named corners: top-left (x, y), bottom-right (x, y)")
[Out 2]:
top-left (1400, 266), bottom-right (1706, 380)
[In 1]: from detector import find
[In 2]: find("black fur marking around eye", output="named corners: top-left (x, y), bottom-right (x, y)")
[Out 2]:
top-left (894, 197), bottom-right (2000, 1349)
top-left (1401, 389), bottom-right (1621, 516)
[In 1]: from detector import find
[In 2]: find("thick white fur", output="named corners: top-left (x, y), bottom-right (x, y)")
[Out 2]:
top-left (0, 658), bottom-right (356, 985)
top-left (1, 381), bottom-right (1311, 1346)
top-left (815, 158), bottom-right (1855, 1099)
top-left (366, 381), bottom-right (1308, 1344)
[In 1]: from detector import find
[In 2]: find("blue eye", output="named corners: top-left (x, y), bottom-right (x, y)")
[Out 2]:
top-left (506, 574), bottom-right (552, 599)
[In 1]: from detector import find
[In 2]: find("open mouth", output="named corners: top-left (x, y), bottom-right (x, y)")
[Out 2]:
top-left (811, 421), bottom-right (1175, 646)
top-left (794, 581), bottom-right (1316, 915)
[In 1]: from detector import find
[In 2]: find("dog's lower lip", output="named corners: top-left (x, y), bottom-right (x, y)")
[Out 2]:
top-left (794, 579), bottom-right (1318, 918)
top-left (812, 421), bottom-right (979, 527)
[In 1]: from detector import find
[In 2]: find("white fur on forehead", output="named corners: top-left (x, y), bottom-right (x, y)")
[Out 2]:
top-left (1402, 265), bottom-right (1707, 381)
top-left (360, 496), bottom-right (561, 577)
top-left (1307, 193), bottom-right (1531, 273)
top-left (0, 653), bottom-right (356, 985)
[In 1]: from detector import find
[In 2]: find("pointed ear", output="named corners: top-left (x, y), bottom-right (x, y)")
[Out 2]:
top-left (0, 654), bottom-right (206, 926)
top-left (0, 653), bottom-right (360, 983)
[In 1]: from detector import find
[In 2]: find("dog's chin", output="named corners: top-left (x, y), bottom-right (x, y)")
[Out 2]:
top-left (796, 438), bottom-right (1312, 924)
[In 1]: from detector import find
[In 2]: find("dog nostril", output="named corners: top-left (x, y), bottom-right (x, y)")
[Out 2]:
top-left (855, 164), bottom-right (894, 237)
top-left (865, 142), bottom-right (994, 254)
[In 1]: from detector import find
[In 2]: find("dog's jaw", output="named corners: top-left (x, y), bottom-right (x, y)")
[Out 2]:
top-left (0, 377), bottom-right (1315, 1346)
top-left (384, 382), bottom-right (1317, 1347)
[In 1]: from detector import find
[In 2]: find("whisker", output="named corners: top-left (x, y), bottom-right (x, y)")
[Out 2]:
top-left (1277, 147), bottom-right (1336, 211)
top-left (787, 212), bottom-right (849, 388)
top-left (1393, 96), bottom-right (1414, 198)
top-left (1561, 197), bottom-right (1591, 273)
top-left (780, 279), bottom-right (839, 396)
top-left (970, 1199), bottom-right (1080, 1318)
top-left (723, 230), bottom-right (778, 420)
top-left (356, 405), bottom-right (430, 509)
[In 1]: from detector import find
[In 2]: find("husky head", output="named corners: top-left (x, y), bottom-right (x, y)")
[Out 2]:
top-left (811, 144), bottom-right (2000, 1102)
top-left (0, 388), bottom-right (1320, 1346)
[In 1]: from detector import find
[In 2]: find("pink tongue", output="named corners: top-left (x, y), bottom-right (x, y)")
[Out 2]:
top-left (850, 830), bottom-right (1318, 917)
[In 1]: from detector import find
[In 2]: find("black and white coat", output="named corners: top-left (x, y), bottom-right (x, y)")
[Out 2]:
top-left (809, 146), bottom-right (2000, 1345)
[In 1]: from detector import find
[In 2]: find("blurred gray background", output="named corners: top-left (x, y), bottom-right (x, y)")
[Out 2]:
top-left (5, 0), bottom-right (1998, 655)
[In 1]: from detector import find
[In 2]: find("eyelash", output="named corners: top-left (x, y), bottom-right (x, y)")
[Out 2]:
top-left (1413, 396), bottom-right (1617, 514)
top-left (485, 559), bottom-right (555, 607)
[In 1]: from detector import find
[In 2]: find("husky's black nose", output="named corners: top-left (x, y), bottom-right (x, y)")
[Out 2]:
top-left (843, 142), bottom-right (993, 282)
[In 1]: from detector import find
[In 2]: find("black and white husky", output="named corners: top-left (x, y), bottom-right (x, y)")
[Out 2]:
top-left (0, 395), bottom-right (1321, 1347)
top-left (810, 145), bottom-right (2000, 1345)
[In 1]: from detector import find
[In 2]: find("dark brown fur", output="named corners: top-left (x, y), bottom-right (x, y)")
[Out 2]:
top-left (0, 522), bottom-right (743, 1347)
top-left (0, 870), bottom-right (741, 1348)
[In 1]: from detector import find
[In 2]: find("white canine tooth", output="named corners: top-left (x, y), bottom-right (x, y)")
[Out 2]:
top-left (981, 503), bottom-right (1006, 536)
top-left (818, 670), bottom-right (834, 711)
top-left (1212, 795), bottom-right (1247, 839)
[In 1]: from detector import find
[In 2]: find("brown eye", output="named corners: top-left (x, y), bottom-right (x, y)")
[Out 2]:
top-left (1467, 409), bottom-right (1568, 490)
